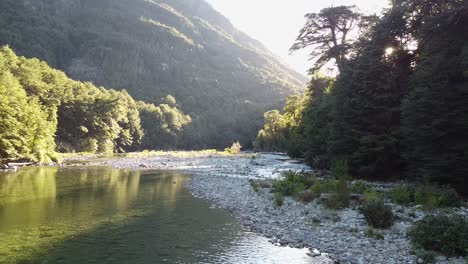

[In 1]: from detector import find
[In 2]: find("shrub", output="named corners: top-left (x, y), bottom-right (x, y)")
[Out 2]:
top-left (311, 178), bottom-right (338, 196)
top-left (328, 174), bottom-right (350, 209)
top-left (249, 180), bottom-right (259, 193)
top-left (414, 184), bottom-right (462, 209)
top-left (332, 159), bottom-right (349, 179)
top-left (271, 171), bottom-right (313, 197)
top-left (350, 180), bottom-right (371, 194)
top-left (274, 192), bottom-right (284, 207)
top-left (391, 185), bottom-right (413, 205)
top-left (360, 198), bottom-right (394, 229)
top-left (363, 189), bottom-right (380, 202)
top-left (366, 228), bottom-right (384, 240)
top-left (409, 214), bottom-right (468, 257)
top-left (298, 190), bottom-right (316, 203)
top-left (224, 141), bottom-right (242, 154)
top-left (437, 186), bottom-right (462, 207)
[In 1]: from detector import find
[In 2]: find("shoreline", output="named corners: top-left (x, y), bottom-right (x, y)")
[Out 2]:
top-left (62, 152), bottom-right (466, 264)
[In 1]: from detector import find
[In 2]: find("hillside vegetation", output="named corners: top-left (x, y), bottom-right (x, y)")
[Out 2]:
top-left (0, 0), bottom-right (306, 149)
top-left (0, 47), bottom-right (189, 162)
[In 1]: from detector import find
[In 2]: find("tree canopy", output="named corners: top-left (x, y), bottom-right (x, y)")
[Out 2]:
top-left (257, 0), bottom-right (467, 193)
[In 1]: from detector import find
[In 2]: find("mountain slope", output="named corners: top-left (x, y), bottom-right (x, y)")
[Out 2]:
top-left (0, 0), bottom-right (306, 148)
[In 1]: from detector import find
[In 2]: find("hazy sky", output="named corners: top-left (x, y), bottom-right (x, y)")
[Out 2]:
top-left (205, 0), bottom-right (389, 75)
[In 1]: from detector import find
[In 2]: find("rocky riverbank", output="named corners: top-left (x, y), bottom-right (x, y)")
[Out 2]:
top-left (68, 152), bottom-right (467, 264)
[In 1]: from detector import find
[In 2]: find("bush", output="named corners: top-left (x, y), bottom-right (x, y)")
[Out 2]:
top-left (409, 214), bottom-right (468, 257)
top-left (271, 171), bottom-right (313, 197)
top-left (363, 189), bottom-right (381, 202)
top-left (327, 174), bottom-right (350, 209)
top-left (391, 185), bottom-right (413, 205)
top-left (437, 186), bottom-right (462, 207)
top-left (311, 178), bottom-right (338, 196)
top-left (350, 180), bottom-right (371, 194)
top-left (249, 180), bottom-right (259, 193)
top-left (415, 184), bottom-right (462, 209)
top-left (224, 141), bottom-right (242, 154)
top-left (332, 159), bottom-right (349, 179)
top-left (274, 192), bottom-right (284, 207)
top-left (359, 198), bottom-right (394, 229)
top-left (298, 190), bottom-right (316, 203)
top-left (366, 228), bottom-right (384, 240)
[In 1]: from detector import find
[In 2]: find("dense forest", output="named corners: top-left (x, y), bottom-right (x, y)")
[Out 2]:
top-left (255, 0), bottom-right (467, 192)
top-left (0, 47), bottom-right (190, 162)
top-left (0, 0), bottom-right (306, 149)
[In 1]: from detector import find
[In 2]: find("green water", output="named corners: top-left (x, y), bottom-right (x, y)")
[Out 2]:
top-left (0, 167), bottom-right (313, 264)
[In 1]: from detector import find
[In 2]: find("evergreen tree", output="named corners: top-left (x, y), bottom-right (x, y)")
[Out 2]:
top-left (402, 2), bottom-right (468, 190)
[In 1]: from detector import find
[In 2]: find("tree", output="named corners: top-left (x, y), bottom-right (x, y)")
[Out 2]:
top-left (402, 2), bottom-right (468, 191)
top-left (291, 6), bottom-right (373, 72)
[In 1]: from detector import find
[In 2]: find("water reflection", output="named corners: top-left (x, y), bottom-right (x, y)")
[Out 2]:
top-left (0, 167), bottom-right (316, 264)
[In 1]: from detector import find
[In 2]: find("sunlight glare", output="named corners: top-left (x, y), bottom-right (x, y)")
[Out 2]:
top-left (385, 47), bottom-right (394, 55)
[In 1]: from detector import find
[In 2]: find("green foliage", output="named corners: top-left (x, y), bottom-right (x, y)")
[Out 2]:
top-left (271, 171), bottom-right (310, 197)
top-left (389, 183), bottom-right (462, 209)
top-left (270, 171), bottom-right (324, 205)
top-left (274, 192), bottom-right (284, 207)
top-left (409, 214), bottom-right (468, 257)
top-left (391, 185), bottom-right (413, 205)
top-left (257, 0), bottom-right (467, 194)
top-left (138, 101), bottom-right (191, 150)
top-left (414, 184), bottom-right (462, 210)
top-left (350, 180), bottom-right (371, 194)
top-left (224, 142), bottom-right (242, 155)
top-left (366, 228), bottom-right (384, 240)
top-left (311, 179), bottom-right (338, 196)
top-left (331, 159), bottom-right (349, 179)
top-left (359, 198), bottom-right (394, 229)
top-left (0, 46), bottom-right (192, 161)
top-left (297, 190), bottom-right (316, 203)
top-left (363, 189), bottom-right (381, 202)
top-left (249, 180), bottom-right (260, 193)
top-left (327, 173), bottom-right (350, 209)
top-left (401, 2), bottom-right (468, 193)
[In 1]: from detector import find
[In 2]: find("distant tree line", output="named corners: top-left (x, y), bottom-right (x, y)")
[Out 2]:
top-left (255, 0), bottom-right (467, 192)
top-left (0, 47), bottom-right (190, 163)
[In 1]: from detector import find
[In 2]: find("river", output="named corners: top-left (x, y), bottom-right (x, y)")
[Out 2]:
top-left (0, 166), bottom-right (314, 264)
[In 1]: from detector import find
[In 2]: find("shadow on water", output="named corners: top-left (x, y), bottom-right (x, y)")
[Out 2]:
top-left (0, 167), bottom-right (315, 264)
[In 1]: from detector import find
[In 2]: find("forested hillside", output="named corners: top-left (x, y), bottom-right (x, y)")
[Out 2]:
top-left (255, 0), bottom-right (467, 192)
top-left (0, 0), bottom-right (306, 149)
top-left (0, 47), bottom-right (190, 162)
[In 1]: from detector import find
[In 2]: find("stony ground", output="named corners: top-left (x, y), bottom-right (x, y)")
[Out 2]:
top-left (70, 152), bottom-right (467, 264)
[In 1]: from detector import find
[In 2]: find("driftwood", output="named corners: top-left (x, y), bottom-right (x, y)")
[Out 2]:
top-left (7, 162), bottom-right (32, 167)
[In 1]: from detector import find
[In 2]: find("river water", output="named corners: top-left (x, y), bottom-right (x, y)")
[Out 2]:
top-left (0, 166), bottom-right (315, 264)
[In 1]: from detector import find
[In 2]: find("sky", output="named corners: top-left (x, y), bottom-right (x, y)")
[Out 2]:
top-left (205, 0), bottom-right (389, 75)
